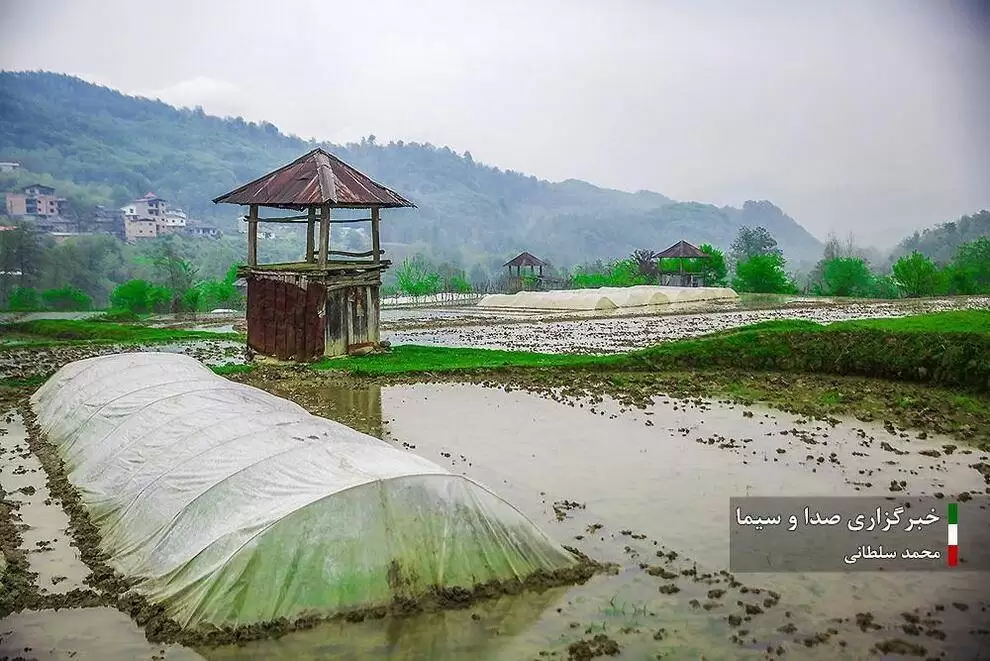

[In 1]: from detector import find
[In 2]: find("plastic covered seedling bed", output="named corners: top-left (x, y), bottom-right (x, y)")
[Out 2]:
top-left (31, 353), bottom-right (576, 628)
top-left (479, 286), bottom-right (738, 311)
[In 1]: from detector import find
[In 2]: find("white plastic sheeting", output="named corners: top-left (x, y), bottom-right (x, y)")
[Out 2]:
top-left (31, 353), bottom-right (576, 628)
top-left (479, 286), bottom-right (739, 311)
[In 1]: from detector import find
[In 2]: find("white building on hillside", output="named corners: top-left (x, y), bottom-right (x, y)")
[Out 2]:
top-left (121, 192), bottom-right (188, 241)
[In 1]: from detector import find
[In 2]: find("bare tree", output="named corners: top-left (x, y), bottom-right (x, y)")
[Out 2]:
top-left (631, 249), bottom-right (661, 280)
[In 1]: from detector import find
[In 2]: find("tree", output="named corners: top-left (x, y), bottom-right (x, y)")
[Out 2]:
top-left (0, 224), bottom-right (46, 293)
top-left (951, 238), bottom-right (990, 294)
top-left (631, 249), bottom-right (661, 281)
top-left (448, 273), bottom-right (472, 293)
top-left (7, 286), bottom-right (40, 311)
top-left (110, 279), bottom-right (173, 314)
top-left (190, 277), bottom-right (242, 311)
top-left (871, 275), bottom-right (900, 299)
top-left (146, 237), bottom-right (198, 311)
top-left (729, 226), bottom-right (782, 263)
top-left (41, 285), bottom-right (92, 311)
top-left (699, 244), bottom-right (728, 286)
top-left (468, 264), bottom-right (489, 291)
top-left (394, 255), bottom-right (442, 296)
top-left (819, 257), bottom-right (875, 297)
top-left (732, 254), bottom-right (796, 294)
top-left (892, 251), bottom-right (939, 298)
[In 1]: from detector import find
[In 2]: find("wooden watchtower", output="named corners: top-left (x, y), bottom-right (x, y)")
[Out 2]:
top-left (213, 148), bottom-right (415, 360)
top-left (504, 251), bottom-right (545, 291)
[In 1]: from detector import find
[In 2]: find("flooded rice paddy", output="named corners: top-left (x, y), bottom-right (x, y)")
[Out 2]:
top-left (384, 296), bottom-right (990, 353)
top-left (201, 380), bottom-right (987, 660)
top-left (11, 380), bottom-right (980, 659)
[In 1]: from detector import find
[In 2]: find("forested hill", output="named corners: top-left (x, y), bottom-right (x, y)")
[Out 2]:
top-left (0, 71), bottom-right (823, 267)
top-left (888, 210), bottom-right (990, 265)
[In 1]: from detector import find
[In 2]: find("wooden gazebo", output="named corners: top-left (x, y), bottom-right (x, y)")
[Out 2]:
top-left (504, 251), bottom-right (545, 291)
top-left (214, 148), bottom-right (415, 360)
top-left (657, 240), bottom-right (709, 287)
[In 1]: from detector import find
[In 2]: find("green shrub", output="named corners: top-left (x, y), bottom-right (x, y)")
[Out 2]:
top-left (40, 285), bottom-right (93, 311)
top-left (7, 286), bottom-right (40, 311)
top-left (395, 257), bottom-right (442, 296)
top-left (94, 309), bottom-right (141, 323)
top-left (819, 257), bottom-right (875, 297)
top-left (571, 258), bottom-right (648, 288)
top-left (732, 254), bottom-right (796, 294)
top-left (892, 251), bottom-right (939, 297)
top-left (448, 273), bottom-right (473, 293)
top-left (110, 279), bottom-right (173, 314)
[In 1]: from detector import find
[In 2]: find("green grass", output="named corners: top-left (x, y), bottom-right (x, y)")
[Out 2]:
top-left (211, 363), bottom-right (255, 375)
top-left (0, 319), bottom-right (244, 348)
top-left (0, 374), bottom-right (50, 389)
top-left (827, 310), bottom-right (990, 334)
top-left (316, 310), bottom-right (990, 391)
top-left (312, 345), bottom-right (621, 375)
top-left (626, 310), bottom-right (990, 391)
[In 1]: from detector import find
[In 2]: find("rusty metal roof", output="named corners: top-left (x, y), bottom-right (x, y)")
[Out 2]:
top-left (212, 148), bottom-right (415, 210)
top-left (657, 240), bottom-right (707, 259)
top-left (504, 251), bottom-right (545, 268)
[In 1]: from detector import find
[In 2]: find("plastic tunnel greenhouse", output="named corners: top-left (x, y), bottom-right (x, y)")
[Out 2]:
top-left (31, 353), bottom-right (578, 629)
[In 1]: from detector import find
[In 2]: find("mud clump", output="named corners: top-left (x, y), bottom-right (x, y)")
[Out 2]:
top-left (567, 634), bottom-right (620, 660)
top-left (643, 565), bottom-right (678, 580)
top-left (553, 499), bottom-right (586, 521)
top-left (970, 462), bottom-right (990, 484)
top-left (871, 639), bottom-right (927, 656)
top-left (856, 612), bottom-right (882, 632)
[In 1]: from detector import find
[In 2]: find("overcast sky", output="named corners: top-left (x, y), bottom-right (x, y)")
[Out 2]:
top-left (1, 0), bottom-right (988, 247)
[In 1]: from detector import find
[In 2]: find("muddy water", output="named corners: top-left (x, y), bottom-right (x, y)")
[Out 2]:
top-left (204, 382), bottom-right (989, 660)
top-left (0, 410), bottom-right (89, 594)
top-left (0, 607), bottom-right (205, 660)
top-left (384, 296), bottom-right (990, 353)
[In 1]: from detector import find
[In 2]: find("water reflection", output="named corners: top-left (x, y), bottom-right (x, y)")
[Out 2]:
top-left (318, 382), bottom-right (384, 438)
top-left (200, 587), bottom-right (568, 661)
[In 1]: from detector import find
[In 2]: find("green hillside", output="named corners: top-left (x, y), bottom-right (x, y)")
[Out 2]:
top-left (0, 70), bottom-right (823, 267)
top-left (888, 210), bottom-right (990, 265)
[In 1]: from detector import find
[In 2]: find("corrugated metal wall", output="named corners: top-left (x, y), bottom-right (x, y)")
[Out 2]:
top-left (246, 274), bottom-right (381, 361)
top-left (246, 275), bottom-right (326, 361)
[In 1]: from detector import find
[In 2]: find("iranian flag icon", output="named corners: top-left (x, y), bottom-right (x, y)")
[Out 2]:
top-left (947, 502), bottom-right (958, 567)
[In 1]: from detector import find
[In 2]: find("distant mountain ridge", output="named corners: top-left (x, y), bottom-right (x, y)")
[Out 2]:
top-left (0, 71), bottom-right (823, 267)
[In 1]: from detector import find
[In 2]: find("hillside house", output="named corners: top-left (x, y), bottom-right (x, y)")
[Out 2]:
top-left (5, 184), bottom-right (69, 219)
top-left (186, 224), bottom-right (222, 238)
top-left (121, 192), bottom-right (188, 241)
top-left (0, 162), bottom-right (20, 173)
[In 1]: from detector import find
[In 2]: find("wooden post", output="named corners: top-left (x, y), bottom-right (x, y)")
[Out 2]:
top-left (247, 204), bottom-right (259, 266)
top-left (306, 207), bottom-right (316, 263)
top-left (318, 204), bottom-right (330, 268)
top-left (371, 207), bottom-right (381, 265)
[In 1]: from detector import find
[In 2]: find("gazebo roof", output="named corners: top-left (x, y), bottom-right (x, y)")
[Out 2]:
top-left (212, 148), bottom-right (416, 210)
top-left (504, 251), bottom-right (545, 268)
top-left (657, 240), bottom-right (707, 259)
